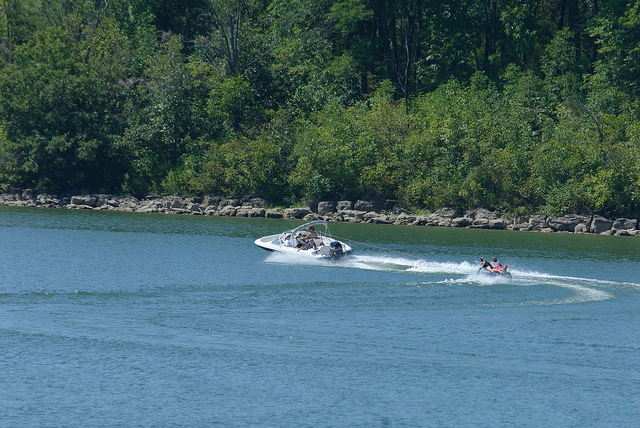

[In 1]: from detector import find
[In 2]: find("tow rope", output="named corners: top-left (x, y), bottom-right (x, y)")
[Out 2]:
top-left (330, 234), bottom-right (443, 264)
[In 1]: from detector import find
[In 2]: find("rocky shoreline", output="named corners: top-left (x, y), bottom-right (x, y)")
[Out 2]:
top-left (2, 190), bottom-right (639, 237)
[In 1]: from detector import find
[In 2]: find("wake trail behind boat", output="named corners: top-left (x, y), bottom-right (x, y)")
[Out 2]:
top-left (347, 255), bottom-right (626, 305)
top-left (265, 251), bottom-right (636, 302)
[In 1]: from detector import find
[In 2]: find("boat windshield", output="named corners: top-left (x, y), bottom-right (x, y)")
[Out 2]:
top-left (279, 220), bottom-right (331, 245)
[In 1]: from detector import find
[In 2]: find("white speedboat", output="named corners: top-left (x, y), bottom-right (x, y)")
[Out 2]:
top-left (254, 220), bottom-right (353, 261)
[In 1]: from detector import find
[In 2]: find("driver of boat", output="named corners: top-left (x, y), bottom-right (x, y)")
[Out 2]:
top-left (300, 226), bottom-right (319, 250)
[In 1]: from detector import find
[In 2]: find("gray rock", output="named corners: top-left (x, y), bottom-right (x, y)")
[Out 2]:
top-left (339, 209), bottom-right (366, 222)
top-left (434, 207), bottom-right (463, 219)
top-left (22, 189), bottom-right (35, 200)
top-left (70, 195), bottom-right (97, 207)
top-left (265, 209), bottom-right (283, 219)
top-left (488, 219), bottom-right (507, 229)
top-left (547, 215), bottom-right (591, 232)
top-left (303, 213), bottom-right (324, 221)
top-left (317, 201), bottom-right (336, 214)
top-left (188, 203), bottom-right (204, 214)
top-left (36, 193), bottom-right (61, 206)
top-left (251, 198), bottom-right (266, 208)
top-left (283, 207), bottom-right (311, 219)
top-left (451, 217), bottom-right (472, 227)
top-left (353, 200), bottom-right (379, 212)
top-left (528, 215), bottom-right (547, 230)
top-left (219, 199), bottom-right (240, 209)
top-left (94, 195), bottom-right (108, 207)
top-left (512, 216), bottom-right (531, 230)
top-left (137, 206), bottom-right (162, 213)
top-left (512, 223), bottom-right (532, 231)
top-left (394, 213), bottom-right (417, 225)
top-left (470, 218), bottom-right (490, 228)
top-left (590, 215), bottom-right (614, 234)
top-left (364, 212), bottom-right (391, 224)
top-left (336, 201), bottom-right (353, 211)
top-left (202, 196), bottom-right (220, 210)
top-left (425, 214), bottom-right (452, 227)
top-left (235, 207), bottom-right (250, 217)
top-left (574, 223), bottom-right (589, 233)
top-left (412, 215), bottom-right (428, 226)
top-left (422, 207), bottom-right (464, 226)
top-left (236, 207), bottom-right (265, 217)
top-left (122, 197), bottom-right (140, 211)
top-left (170, 199), bottom-right (185, 209)
top-left (106, 198), bottom-right (120, 207)
top-left (471, 208), bottom-right (498, 220)
top-left (218, 205), bottom-right (239, 216)
top-left (615, 229), bottom-right (635, 236)
top-left (612, 218), bottom-right (638, 231)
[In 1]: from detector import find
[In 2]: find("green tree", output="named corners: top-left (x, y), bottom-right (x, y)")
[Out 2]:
top-left (207, 74), bottom-right (255, 133)
top-left (542, 28), bottom-right (583, 102)
top-left (290, 97), bottom-right (363, 201)
top-left (589, 1), bottom-right (640, 101)
top-left (121, 34), bottom-right (201, 195)
top-left (0, 19), bottom-right (132, 192)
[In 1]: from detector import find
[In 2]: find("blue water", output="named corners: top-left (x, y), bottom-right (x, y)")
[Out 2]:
top-left (1, 207), bottom-right (639, 427)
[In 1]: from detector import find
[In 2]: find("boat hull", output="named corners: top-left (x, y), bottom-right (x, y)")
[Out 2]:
top-left (254, 235), bottom-right (352, 260)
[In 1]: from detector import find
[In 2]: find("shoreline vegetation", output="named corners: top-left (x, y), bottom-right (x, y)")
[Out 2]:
top-left (2, 190), bottom-right (638, 238)
top-left (2, 3), bottom-right (640, 222)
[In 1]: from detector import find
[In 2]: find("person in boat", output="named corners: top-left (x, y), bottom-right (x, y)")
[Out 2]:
top-left (491, 257), bottom-right (509, 274)
top-left (296, 241), bottom-right (315, 251)
top-left (300, 226), bottom-right (319, 250)
top-left (283, 234), bottom-right (293, 247)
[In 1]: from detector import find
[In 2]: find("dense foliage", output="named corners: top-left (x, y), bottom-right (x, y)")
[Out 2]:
top-left (1, 0), bottom-right (639, 218)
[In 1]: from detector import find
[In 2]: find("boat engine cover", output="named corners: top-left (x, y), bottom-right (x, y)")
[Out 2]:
top-left (329, 241), bottom-right (343, 252)
top-left (329, 241), bottom-right (343, 260)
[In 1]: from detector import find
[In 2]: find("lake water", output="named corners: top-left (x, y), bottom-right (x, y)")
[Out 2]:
top-left (1, 206), bottom-right (639, 427)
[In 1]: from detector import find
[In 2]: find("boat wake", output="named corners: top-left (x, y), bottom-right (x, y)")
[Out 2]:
top-left (265, 251), bottom-right (639, 305)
